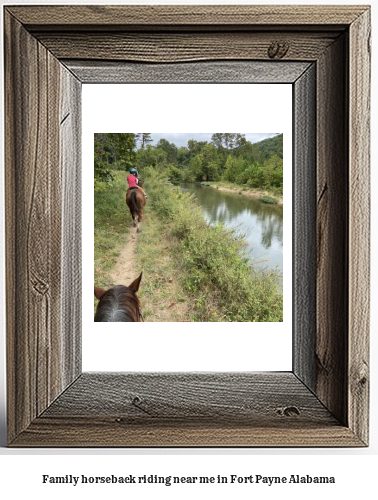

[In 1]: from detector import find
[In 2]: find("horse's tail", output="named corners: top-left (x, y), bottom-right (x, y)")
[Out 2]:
top-left (131, 190), bottom-right (142, 220)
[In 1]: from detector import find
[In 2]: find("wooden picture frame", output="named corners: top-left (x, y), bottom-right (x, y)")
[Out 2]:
top-left (4, 5), bottom-right (370, 447)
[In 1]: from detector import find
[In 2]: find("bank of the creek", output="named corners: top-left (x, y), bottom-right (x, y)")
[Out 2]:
top-left (181, 183), bottom-right (283, 274)
top-left (205, 182), bottom-right (283, 206)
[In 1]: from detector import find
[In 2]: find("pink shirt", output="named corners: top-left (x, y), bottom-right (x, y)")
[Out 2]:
top-left (127, 174), bottom-right (138, 188)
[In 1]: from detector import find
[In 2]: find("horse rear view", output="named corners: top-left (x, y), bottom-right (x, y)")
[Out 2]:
top-left (94, 273), bottom-right (143, 322)
top-left (126, 189), bottom-right (146, 232)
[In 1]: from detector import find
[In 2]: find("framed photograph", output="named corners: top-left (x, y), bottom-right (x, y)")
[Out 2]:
top-left (87, 86), bottom-right (292, 371)
top-left (4, 5), bottom-right (370, 447)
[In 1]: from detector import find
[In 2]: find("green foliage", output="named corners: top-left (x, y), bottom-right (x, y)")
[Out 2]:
top-left (223, 151), bottom-right (283, 193)
top-left (166, 164), bottom-right (183, 185)
top-left (187, 143), bottom-right (221, 181)
top-left (136, 145), bottom-right (167, 171)
top-left (144, 170), bottom-right (283, 322)
top-left (257, 133), bottom-right (283, 159)
top-left (135, 133), bottom-right (153, 149)
top-left (95, 133), bottom-right (284, 194)
top-left (261, 155), bottom-right (283, 191)
top-left (156, 138), bottom-right (178, 164)
top-left (94, 133), bottom-right (137, 187)
top-left (259, 195), bottom-right (278, 205)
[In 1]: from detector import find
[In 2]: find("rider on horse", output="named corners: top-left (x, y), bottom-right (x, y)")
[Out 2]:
top-left (127, 168), bottom-right (147, 198)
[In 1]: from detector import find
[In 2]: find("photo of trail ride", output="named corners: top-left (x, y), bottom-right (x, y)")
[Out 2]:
top-left (94, 133), bottom-right (284, 322)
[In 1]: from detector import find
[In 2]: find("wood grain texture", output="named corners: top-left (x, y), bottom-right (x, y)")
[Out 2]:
top-left (41, 373), bottom-right (336, 422)
top-left (11, 421), bottom-right (363, 448)
top-left (36, 32), bottom-right (339, 63)
top-left (7, 5), bottom-right (367, 30)
top-left (11, 373), bottom-right (363, 447)
top-left (316, 34), bottom-right (349, 427)
top-left (60, 68), bottom-right (82, 389)
top-left (4, 5), bottom-right (370, 447)
top-left (293, 64), bottom-right (316, 390)
top-left (65, 60), bottom-right (311, 84)
top-left (4, 11), bottom-right (81, 444)
top-left (5, 12), bottom-right (62, 442)
top-left (316, 34), bottom-right (349, 425)
top-left (348, 8), bottom-right (371, 445)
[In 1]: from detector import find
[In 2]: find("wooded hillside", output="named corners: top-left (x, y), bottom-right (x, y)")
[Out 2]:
top-left (94, 133), bottom-right (283, 193)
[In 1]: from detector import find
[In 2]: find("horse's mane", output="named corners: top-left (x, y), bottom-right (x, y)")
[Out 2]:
top-left (94, 285), bottom-right (140, 322)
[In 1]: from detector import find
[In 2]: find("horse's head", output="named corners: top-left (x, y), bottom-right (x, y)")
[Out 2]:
top-left (94, 272), bottom-right (143, 322)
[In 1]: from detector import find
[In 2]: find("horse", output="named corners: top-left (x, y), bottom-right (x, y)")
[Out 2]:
top-left (94, 272), bottom-right (143, 322)
top-left (126, 184), bottom-right (146, 232)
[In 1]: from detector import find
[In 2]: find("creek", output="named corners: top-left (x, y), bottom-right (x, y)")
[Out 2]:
top-left (181, 183), bottom-right (283, 274)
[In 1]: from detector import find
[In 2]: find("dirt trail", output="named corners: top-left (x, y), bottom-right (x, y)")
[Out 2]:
top-left (108, 218), bottom-right (193, 322)
top-left (109, 225), bottom-right (138, 287)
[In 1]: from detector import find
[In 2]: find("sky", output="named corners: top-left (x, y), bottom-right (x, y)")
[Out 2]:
top-left (149, 133), bottom-right (279, 148)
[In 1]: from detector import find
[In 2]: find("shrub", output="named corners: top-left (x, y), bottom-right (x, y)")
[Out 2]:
top-left (144, 170), bottom-right (283, 322)
top-left (259, 195), bottom-right (278, 205)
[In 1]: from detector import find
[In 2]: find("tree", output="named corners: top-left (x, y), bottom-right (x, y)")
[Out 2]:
top-left (236, 141), bottom-right (265, 165)
top-left (94, 133), bottom-right (137, 188)
top-left (135, 145), bottom-right (167, 171)
top-left (262, 155), bottom-right (283, 190)
top-left (187, 139), bottom-right (207, 157)
top-left (211, 133), bottom-right (246, 151)
top-left (166, 165), bottom-right (183, 185)
top-left (94, 134), bottom-right (114, 185)
top-left (107, 133), bottom-right (137, 170)
top-left (222, 155), bottom-right (248, 183)
top-left (211, 133), bottom-right (224, 150)
top-left (188, 143), bottom-right (221, 181)
top-left (156, 138), bottom-right (178, 164)
top-left (136, 133), bottom-right (153, 149)
top-left (177, 146), bottom-right (191, 167)
top-left (255, 134), bottom-right (283, 159)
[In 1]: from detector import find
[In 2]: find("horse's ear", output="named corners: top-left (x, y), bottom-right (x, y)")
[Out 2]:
top-left (94, 286), bottom-right (106, 300)
top-left (128, 272), bottom-right (142, 293)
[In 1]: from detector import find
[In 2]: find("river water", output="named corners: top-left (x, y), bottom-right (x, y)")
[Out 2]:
top-left (181, 183), bottom-right (283, 274)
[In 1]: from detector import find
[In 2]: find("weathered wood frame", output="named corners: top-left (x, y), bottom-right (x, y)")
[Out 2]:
top-left (4, 5), bottom-right (370, 447)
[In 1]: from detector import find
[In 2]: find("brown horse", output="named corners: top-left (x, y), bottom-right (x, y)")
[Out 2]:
top-left (94, 273), bottom-right (143, 322)
top-left (126, 187), bottom-right (146, 232)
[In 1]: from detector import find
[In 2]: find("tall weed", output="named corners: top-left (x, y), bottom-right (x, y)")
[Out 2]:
top-left (144, 169), bottom-right (283, 322)
top-left (94, 172), bottom-right (129, 286)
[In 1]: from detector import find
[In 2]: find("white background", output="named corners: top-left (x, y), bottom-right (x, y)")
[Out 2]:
top-left (0, 0), bottom-right (377, 498)
top-left (83, 83), bottom-right (292, 372)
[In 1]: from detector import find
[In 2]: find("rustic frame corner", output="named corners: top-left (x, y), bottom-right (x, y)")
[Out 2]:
top-left (4, 5), bottom-right (370, 447)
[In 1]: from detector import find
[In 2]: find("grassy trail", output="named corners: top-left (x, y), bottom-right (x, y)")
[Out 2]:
top-left (135, 204), bottom-right (194, 321)
top-left (95, 171), bottom-right (283, 322)
top-left (94, 172), bottom-right (195, 321)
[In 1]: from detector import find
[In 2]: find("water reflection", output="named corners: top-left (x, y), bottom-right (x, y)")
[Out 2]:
top-left (181, 184), bottom-right (283, 272)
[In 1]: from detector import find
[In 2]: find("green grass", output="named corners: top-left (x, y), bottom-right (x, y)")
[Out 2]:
top-left (135, 205), bottom-right (195, 321)
top-left (94, 171), bottom-right (130, 289)
top-left (94, 169), bottom-right (283, 322)
top-left (145, 169), bottom-right (283, 322)
top-left (94, 170), bottom-right (196, 321)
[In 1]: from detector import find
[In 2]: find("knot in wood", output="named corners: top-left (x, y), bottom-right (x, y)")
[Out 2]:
top-left (268, 41), bottom-right (289, 59)
top-left (277, 406), bottom-right (300, 417)
top-left (132, 396), bottom-right (142, 406)
top-left (33, 279), bottom-right (49, 295)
